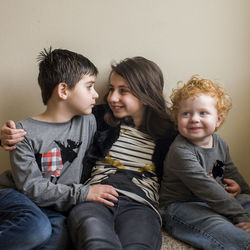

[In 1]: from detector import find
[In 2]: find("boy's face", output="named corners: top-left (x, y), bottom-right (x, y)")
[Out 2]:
top-left (66, 74), bottom-right (98, 115)
top-left (177, 94), bottom-right (222, 148)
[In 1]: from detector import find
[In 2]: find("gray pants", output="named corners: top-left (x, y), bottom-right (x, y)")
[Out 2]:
top-left (68, 195), bottom-right (162, 250)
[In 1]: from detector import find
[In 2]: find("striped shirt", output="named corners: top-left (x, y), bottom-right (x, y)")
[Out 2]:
top-left (85, 125), bottom-right (159, 210)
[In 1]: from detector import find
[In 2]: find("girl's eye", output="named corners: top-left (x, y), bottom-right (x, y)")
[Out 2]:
top-left (108, 87), bottom-right (114, 92)
top-left (200, 111), bottom-right (207, 115)
top-left (120, 88), bottom-right (129, 94)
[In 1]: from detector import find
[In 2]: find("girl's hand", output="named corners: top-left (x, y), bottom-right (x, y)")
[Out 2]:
top-left (236, 222), bottom-right (250, 233)
top-left (0, 120), bottom-right (26, 151)
top-left (87, 184), bottom-right (119, 207)
top-left (223, 178), bottom-right (241, 197)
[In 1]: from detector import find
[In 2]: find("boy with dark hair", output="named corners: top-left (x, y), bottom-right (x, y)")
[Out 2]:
top-left (0, 48), bottom-right (118, 249)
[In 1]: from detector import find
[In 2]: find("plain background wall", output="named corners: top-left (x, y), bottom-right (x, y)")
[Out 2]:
top-left (0, 0), bottom-right (249, 184)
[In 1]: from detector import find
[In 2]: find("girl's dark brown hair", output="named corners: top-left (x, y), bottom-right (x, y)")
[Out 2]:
top-left (104, 56), bottom-right (174, 139)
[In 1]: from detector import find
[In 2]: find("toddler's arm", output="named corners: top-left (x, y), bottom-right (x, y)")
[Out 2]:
top-left (236, 222), bottom-right (250, 233)
top-left (223, 147), bottom-right (250, 195)
top-left (1, 120), bottom-right (26, 150)
top-left (164, 143), bottom-right (250, 224)
top-left (223, 178), bottom-right (241, 197)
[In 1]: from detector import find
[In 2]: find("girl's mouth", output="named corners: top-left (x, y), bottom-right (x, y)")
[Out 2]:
top-left (111, 105), bottom-right (124, 111)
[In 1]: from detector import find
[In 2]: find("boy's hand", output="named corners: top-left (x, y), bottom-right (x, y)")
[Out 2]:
top-left (223, 178), bottom-right (241, 197)
top-left (236, 222), bottom-right (250, 233)
top-left (87, 184), bottom-right (119, 207)
top-left (0, 120), bottom-right (26, 151)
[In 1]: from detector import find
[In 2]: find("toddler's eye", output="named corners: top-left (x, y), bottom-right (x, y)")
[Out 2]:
top-left (183, 112), bottom-right (190, 116)
top-left (200, 111), bottom-right (207, 115)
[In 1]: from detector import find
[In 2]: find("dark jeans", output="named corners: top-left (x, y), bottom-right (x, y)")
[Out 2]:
top-left (68, 195), bottom-right (162, 250)
top-left (0, 188), bottom-right (71, 250)
top-left (40, 208), bottom-right (71, 250)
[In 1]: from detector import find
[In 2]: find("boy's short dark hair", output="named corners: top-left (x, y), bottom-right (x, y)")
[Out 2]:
top-left (37, 47), bottom-right (98, 105)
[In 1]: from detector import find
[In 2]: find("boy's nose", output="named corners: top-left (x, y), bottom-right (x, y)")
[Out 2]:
top-left (92, 88), bottom-right (99, 99)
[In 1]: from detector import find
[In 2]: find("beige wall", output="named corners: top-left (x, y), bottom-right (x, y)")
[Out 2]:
top-left (0, 0), bottom-right (249, 184)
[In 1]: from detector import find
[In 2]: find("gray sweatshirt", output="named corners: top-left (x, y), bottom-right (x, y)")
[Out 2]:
top-left (0, 114), bottom-right (96, 212)
top-left (160, 134), bottom-right (250, 224)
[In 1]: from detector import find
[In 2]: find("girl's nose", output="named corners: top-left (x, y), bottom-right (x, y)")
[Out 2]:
top-left (108, 90), bottom-right (119, 102)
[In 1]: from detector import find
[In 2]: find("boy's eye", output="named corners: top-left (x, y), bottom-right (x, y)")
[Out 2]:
top-left (200, 111), bottom-right (207, 115)
top-left (87, 84), bottom-right (93, 89)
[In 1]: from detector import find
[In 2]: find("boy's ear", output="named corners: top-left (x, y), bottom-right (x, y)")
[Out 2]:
top-left (57, 82), bottom-right (69, 100)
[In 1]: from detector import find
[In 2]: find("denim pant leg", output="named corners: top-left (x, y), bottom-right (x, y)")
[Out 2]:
top-left (40, 208), bottom-right (71, 250)
top-left (0, 188), bottom-right (51, 250)
top-left (236, 194), bottom-right (250, 214)
top-left (116, 196), bottom-right (162, 250)
top-left (68, 201), bottom-right (122, 250)
top-left (163, 201), bottom-right (250, 250)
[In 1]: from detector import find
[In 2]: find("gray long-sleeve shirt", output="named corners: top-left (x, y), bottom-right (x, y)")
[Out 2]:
top-left (0, 114), bottom-right (96, 212)
top-left (160, 134), bottom-right (250, 224)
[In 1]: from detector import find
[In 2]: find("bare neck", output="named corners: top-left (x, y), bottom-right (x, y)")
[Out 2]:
top-left (32, 100), bottom-right (74, 123)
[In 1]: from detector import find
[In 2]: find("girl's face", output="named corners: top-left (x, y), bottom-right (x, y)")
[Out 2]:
top-left (107, 72), bottom-right (146, 128)
top-left (177, 94), bottom-right (222, 148)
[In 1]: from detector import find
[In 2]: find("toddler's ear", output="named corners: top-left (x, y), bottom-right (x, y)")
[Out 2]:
top-left (57, 82), bottom-right (69, 100)
top-left (216, 114), bottom-right (223, 128)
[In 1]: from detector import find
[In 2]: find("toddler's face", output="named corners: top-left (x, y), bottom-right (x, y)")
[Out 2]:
top-left (177, 94), bottom-right (222, 148)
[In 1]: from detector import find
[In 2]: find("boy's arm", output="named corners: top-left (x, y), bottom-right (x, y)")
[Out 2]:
top-left (9, 135), bottom-right (89, 212)
top-left (167, 145), bottom-right (250, 224)
top-left (87, 184), bottom-right (118, 207)
top-left (9, 136), bottom-right (119, 211)
top-left (1, 120), bottom-right (26, 150)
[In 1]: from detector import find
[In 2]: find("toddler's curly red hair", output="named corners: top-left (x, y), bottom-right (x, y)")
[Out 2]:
top-left (170, 75), bottom-right (232, 128)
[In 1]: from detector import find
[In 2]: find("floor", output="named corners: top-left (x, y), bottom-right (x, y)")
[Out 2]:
top-left (161, 230), bottom-right (197, 250)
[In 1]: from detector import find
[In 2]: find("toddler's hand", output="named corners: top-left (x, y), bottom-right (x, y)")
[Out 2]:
top-left (0, 120), bottom-right (26, 151)
top-left (87, 184), bottom-right (119, 207)
top-left (236, 222), bottom-right (250, 233)
top-left (223, 178), bottom-right (241, 197)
